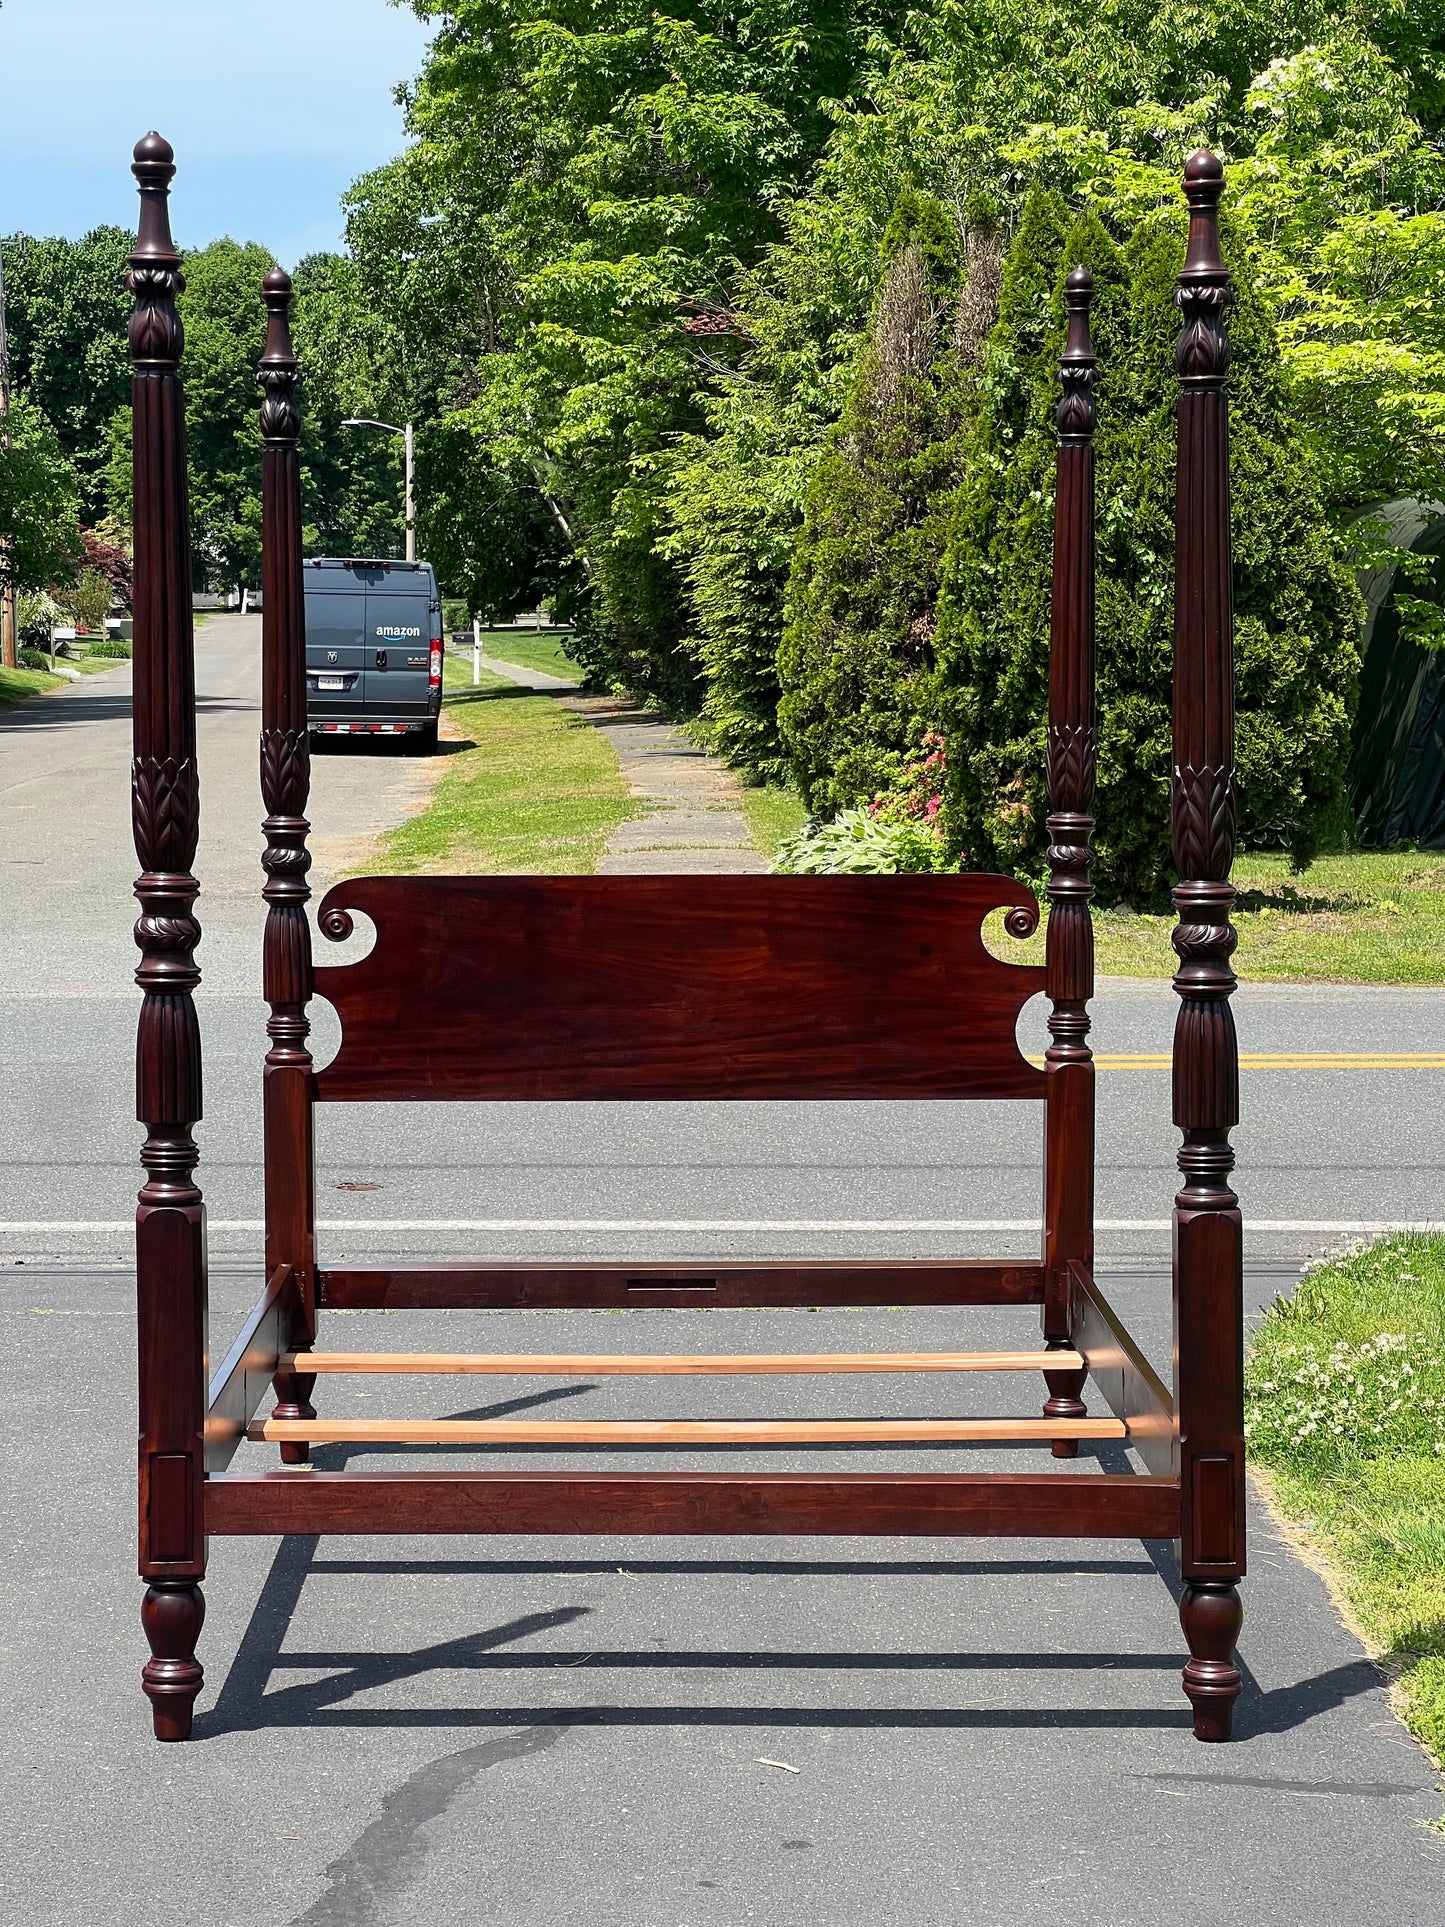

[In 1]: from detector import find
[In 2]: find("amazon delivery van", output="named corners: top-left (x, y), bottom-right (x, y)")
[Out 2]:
top-left (304, 557), bottom-right (443, 749)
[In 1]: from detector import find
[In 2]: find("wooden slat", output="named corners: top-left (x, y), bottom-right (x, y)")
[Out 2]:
top-left (312, 874), bottom-right (1045, 1103)
top-left (1068, 1260), bottom-right (1176, 1478)
top-left (317, 1260), bottom-right (1047, 1311)
top-left (204, 1263), bottom-right (296, 1475)
top-left (206, 1468), bottom-right (1182, 1539)
top-left (248, 1415), bottom-right (1125, 1446)
top-left (278, 1349), bottom-right (1084, 1378)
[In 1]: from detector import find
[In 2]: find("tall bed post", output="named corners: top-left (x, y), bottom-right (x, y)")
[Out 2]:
top-left (1041, 266), bottom-right (1097, 1453)
top-left (1171, 150), bottom-right (1246, 1740)
top-left (257, 269), bottom-right (319, 1460)
top-left (129, 133), bottom-right (208, 1740)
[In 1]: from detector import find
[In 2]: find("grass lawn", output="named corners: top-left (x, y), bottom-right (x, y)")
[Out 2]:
top-left (465, 627), bottom-right (584, 683)
top-left (995, 849), bottom-right (1445, 985)
top-left (740, 783), bottom-right (808, 861)
top-left (363, 657), bottom-right (638, 876)
top-left (1246, 1233), bottom-right (1445, 1774)
top-left (0, 664), bottom-right (66, 706)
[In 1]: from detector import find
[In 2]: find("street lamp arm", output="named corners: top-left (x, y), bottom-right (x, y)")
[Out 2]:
top-left (341, 419), bottom-right (417, 563)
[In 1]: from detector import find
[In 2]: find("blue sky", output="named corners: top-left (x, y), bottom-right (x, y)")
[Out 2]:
top-left (0, 0), bottom-right (434, 263)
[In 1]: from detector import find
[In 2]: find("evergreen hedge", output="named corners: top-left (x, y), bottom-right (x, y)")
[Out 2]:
top-left (776, 191), bottom-right (971, 814)
top-left (936, 194), bottom-right (1361, 899)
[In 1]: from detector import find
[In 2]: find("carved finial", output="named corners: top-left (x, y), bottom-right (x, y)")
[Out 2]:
top-left (128, 132), bottom-right (184, 364)
top-left (1057, 265), bottom-right (1096, 441)
top-left (1175, 149), bottom-right (1231, 385)
top-left (258, 267), bottom-right (300, 444)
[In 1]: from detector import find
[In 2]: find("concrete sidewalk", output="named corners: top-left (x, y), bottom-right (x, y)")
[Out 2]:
top-left (3, 1266), bottom-right (1439, 1927)
top-left (479, 652), bottom-right (767, 874)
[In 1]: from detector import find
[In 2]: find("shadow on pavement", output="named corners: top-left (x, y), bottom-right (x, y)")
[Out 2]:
top-left (201, 1503), bottom-right (1375, 1742)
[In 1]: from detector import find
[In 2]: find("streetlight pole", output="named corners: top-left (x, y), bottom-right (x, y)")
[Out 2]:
top-left (342, 417), bottom-right (415, 562)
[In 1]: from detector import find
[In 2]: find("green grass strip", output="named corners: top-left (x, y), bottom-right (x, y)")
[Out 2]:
top-left (741, 784), bottom-right (808, 863)
top-left (1246, 1233), bottom-right (1445, 1773)
top-left (997, 850), bottom-right (1445, 986)
top-left (363, 661), bottom-right (638, 877)
top-left (0, 664), bottom-right (65, 707)
top-left (472, 627), bottom-right (585, 683)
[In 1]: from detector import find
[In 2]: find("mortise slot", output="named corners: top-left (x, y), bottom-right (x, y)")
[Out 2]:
top-left (627, 1278), bottom-right (717, 1292)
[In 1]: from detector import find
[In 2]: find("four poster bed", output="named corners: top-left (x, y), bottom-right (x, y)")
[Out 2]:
top-left (127, 133), bottom-right (1246, 1742)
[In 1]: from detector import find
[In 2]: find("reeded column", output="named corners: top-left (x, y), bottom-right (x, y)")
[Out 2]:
top-left (1170, 151), bottom-right (1246, 1742)
top-left (1041, 267), bottom-right (1097, 1452)
top-left (129, 132), bottom-right (207, 1741)
top-left (257, 269), bottom-right (319, 1460)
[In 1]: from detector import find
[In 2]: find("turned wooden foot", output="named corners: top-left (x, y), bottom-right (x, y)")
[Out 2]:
top-left (1180, 1581), bottom-right (1242, 1740)
top-left (142, 1580), bottom-right (205, 1740)
top-left (1043, 1341), bottom-right (1088, 1459)
top-left (272, 1365), bottom-right (317, 1465)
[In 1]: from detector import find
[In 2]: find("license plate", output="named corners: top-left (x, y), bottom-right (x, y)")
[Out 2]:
top-left (317, 676), bottom-right (344, 691)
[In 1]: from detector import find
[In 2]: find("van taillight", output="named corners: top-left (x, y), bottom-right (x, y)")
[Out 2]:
top-left (429, 644), bottom-right (442, 687)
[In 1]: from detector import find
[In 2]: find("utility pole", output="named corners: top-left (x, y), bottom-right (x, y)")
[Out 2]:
top-left (0, 237), bottom-right (17, 669)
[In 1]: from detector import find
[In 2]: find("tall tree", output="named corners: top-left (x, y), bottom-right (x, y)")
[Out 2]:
top-left (0, 395), bottom-right (83, 597)
top-left (1, 227), bottom-right (131, 520)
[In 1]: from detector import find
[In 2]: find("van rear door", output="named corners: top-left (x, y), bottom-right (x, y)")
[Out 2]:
top-left (305, 584), bottom-right (367, 719)
top-left (364, 580), bottom-right (432, 725)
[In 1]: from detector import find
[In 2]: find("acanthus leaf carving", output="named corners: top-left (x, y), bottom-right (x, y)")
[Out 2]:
top-left (133, 755), bottom-right (200, 875)
top-left (1172, 763), bottom-right (1235, 882)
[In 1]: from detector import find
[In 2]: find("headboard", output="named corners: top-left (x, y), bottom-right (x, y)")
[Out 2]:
top-left (312, 874), bottom-right (1045, 1102)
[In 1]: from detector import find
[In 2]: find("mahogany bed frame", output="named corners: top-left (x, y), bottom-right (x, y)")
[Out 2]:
top-left (128, 133), bottom-right (1246, 1742)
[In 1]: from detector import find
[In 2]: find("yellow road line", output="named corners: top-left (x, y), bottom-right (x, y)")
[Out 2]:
top-left (1026, 1053), bottom-right (1445, 1070)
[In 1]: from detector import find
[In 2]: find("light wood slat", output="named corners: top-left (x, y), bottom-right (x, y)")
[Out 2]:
top-left (277, 1349), bottom-right (1084, 1378)
top-left (249, 1415), bottom-right (1125, 1446)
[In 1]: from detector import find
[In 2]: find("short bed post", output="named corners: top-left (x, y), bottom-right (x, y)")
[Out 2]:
top-left (1042, 266), bottom-right (1097, 1451)
top-left (129, 134), bottom-right (208, 1739)
top-left (257, 268), bottom-right (319, 1459)
top-left (1170, 151), bottom-right (1246, 1740)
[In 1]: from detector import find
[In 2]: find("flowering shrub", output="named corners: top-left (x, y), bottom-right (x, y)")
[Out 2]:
top-left (774, 730), bottom-right (957, 873)
top-left (867, 730), bottom-right (948, 838)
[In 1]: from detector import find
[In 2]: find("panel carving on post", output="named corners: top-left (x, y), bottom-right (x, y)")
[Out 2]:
top-left (1042, 266), bottom-right (1098, 1447)
top-left (1170, 151), bottom-right (1246, 1741)
top-left (314, 875), bottom-right (1046, 1102)
top-left (129, 132), bottom-right (207, 1742)
top-left (257, 267), bottom-right (318, 1460)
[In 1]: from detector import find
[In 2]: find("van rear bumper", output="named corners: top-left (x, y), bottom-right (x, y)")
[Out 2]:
top-left (311, 718), bottom-right (432, 736)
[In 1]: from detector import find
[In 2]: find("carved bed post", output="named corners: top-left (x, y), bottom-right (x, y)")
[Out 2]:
top-left (129, 133), bottom-right (207, 1740)
top-left (257, 268), bottom-right (319, 1461)
top-left (1171, 151), bottom-right (1246, 1740)
top-left (1042, 266), bottom-right (1097, 1454)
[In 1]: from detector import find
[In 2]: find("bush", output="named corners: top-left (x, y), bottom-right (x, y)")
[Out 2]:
top-left (86, 637), bottom-right (132, 659)
top-left (937, 196), bottom-right (1361, 899)
top-left (18, 647), bottom-right (52, 671)
top-left (773, 807), bottom-right (950, 874)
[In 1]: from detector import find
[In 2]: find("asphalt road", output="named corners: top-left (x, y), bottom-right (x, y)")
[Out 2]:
top-left (3, 617), bottom-right (1444, 1269)
top-left (2, 618), bottom-right (1442, 1923)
